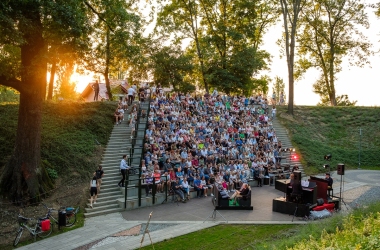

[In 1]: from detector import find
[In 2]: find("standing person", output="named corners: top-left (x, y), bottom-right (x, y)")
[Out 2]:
top-left (118, 155), bottom-right (129, 187)
top-left (127, 86), bottom-right (136, 105)
top-left (90, 172), bottom-right (98, 208)
top-left (272, 106), bottom-right (276, 120)
top-left (95, 166), bottom-right (104, 193)
top-left (92, 80), bottom-right (100, 101)
top-left (280, 91), bottom-right (284, 105)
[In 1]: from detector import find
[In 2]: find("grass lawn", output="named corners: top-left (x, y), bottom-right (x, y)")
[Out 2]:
top-left (141, 224), bottom-right (299, 250)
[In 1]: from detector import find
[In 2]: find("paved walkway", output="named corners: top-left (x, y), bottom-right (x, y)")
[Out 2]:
top-left (18, 170), bottom-right (379, 250)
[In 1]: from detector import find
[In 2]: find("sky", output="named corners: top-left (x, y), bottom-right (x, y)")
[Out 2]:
top-left (73, 1), bottom-right (380, 106)
top-left (262, 1), bottom-right (380, 106)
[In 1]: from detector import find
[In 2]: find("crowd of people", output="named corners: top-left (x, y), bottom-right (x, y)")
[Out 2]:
top-left (128, 86), bottom-right (293, 203)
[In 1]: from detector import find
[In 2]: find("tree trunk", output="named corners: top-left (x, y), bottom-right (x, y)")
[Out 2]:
top-left (0, 7), bottom-right (52, 203)
top-left (105, 27), bottom-right (112, 100)
top-left (47, 57), bottom-right (57, 100)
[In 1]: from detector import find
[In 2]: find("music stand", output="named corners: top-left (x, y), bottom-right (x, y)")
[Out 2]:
top-left (203, 185), bottom-right (228, 223)
top-left (203, 197), bottom-right (228, 223)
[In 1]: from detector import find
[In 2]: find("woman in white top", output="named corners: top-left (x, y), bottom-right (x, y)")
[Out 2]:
top-left (200, 176), bottom-right (209, 197)
top-left (181, 177), bottom-right (190, 200)
top-left (90, 172), bottom-right (98, 208)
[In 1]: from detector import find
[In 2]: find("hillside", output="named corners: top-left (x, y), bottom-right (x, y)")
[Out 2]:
top-left (0, 101), bottom-right (116, 178)
top-left (276, 106), bottom-right (380, 174)
top-left (0, 101), bottom-right (116, 246)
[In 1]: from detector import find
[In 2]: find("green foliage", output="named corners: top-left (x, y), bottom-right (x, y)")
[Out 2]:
top-left (277, 106), bottom-right (380, 173)
top-left (317, 94), bottom-right (357, 107)
top-left (46, 168), bottom-right (58, 180)
top-left (288, 207), bottom-right (380, 249)
top-left (0, 102), bottom-right (116, 178)
top-left (272, 76), bottom-right (286, 103)
top-left (156, 0), bottom-right (278, 94)
top-left (83, 0), bottom-right (143, 99)
top-left (150, 45), bottom-right (194, 91)
top-left (0, 86), bottom-right (19, 103)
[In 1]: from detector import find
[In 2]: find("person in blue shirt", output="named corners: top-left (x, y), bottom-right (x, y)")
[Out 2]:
top-left (176, 167), bottom-right (184, 180)
top-left (235, 138), bottom-right (243, 152)
top-left (193, 176), bottom-right (204, 198)
top-left (118, 155), bottom-right (129, 187)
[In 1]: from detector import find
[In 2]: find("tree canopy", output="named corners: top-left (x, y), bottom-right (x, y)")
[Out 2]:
top-left (296, 0), bottom-right (371, 106)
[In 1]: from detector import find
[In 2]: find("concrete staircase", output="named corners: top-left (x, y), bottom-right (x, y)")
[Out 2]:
top-left (84, 102), bottom-right (138, 218)
top-left (84, 100), bottom-right (158, 218)
top-left (271, 117), bottom-right (305, 176)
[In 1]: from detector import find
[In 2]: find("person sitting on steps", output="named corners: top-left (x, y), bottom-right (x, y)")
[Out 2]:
top-left (173, 178), bottom-right (186, 203)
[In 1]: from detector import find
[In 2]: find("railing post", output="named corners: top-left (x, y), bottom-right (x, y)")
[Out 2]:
top-left (152, 180), bottom-right (156, 205)
top-left (124, 172), bottom-right (129, 209)
top-left (164, 175), bottom-right (168, 203)
top-left (138, 175), bottom-right (142, 207)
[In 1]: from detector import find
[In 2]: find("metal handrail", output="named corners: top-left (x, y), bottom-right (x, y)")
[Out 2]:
top-left (124, 175), bottom-right (168, 209)
top-left (124, 91), bottom-right (155, 208)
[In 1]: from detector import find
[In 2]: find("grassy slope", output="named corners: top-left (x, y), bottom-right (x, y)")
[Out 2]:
top-left (0, 101), bottom-right (116, 180)
top-left (276, 106), bottom-right (380, 174)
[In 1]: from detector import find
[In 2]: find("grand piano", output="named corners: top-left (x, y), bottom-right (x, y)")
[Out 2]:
top-left (272, 173), bottom-right (319, 217)
top-left (275, 179), bottom-right (317, 205)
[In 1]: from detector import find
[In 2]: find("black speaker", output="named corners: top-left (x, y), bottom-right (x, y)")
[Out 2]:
top-left (293, 171), bottom-right (302, 184)
top-left (337, 164), bottom-right (345, 175)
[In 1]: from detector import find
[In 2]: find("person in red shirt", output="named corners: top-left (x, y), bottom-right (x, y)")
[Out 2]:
top-left (154, 170), bottom-right (163, 193)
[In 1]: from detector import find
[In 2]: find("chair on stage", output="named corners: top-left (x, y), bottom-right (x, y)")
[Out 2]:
top-left (290, 182), bottom-right (302, 203)
top-left (290, 182), bottom-right (303, 221)
top-left (238, 188), bottom-right (251, 207)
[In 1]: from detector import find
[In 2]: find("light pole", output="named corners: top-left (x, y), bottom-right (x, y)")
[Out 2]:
top-left (358, 128), bottom-right (362, 169)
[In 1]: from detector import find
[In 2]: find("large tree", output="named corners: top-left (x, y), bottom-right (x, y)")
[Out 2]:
top-left (0, 0), bottom-right (90, 202)
top-left (83, 0), bottom-right (141, 100)
top-left (149, 45), bottom-right (194, 92)
top-left (198, 0), bottom-right (276, 95)
top-left (157, 0), bottom-right (277, 95)
top-left (279, 0), bottom-right (305, 115)
top-left (296, 0), bottom-right (371, 106)
top-left (156, 0), bottom-right (209, 92)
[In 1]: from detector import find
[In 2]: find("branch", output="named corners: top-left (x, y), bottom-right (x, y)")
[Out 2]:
top-left (0, 75), bottom-right (23, 92)
top-left (83, 1), bottom-right (114, 32)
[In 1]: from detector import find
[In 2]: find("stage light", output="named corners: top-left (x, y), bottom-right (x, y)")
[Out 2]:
top-left (291, 154), bottom-right (299, 160)
top-left (292, 148), bottom-right (296, 152)
top-left (324, 154), bottom-right (332, 161)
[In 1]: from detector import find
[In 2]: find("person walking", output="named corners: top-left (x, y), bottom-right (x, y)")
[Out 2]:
top-left (92, 80), bottom-right (100, 101)
top-left (272, 106), bottom-right (276, 120)
top-left (127, 86), bottom-right (136, 105)
top-left (95, 165), bottom-right (104, 193)
top-left (118, 155), bottom-right (129, 187)
top-left (90, 172), bottom-right (98, 208)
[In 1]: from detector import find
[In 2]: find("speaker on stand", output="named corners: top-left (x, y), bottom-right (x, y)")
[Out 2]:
top-left (337, 164), bottom-right (345, 175)
top-left (337, 164), bottom-right (348, 210)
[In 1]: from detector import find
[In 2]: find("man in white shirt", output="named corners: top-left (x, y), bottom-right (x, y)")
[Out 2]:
top-left (127, 87), bottom-right (136, 105)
